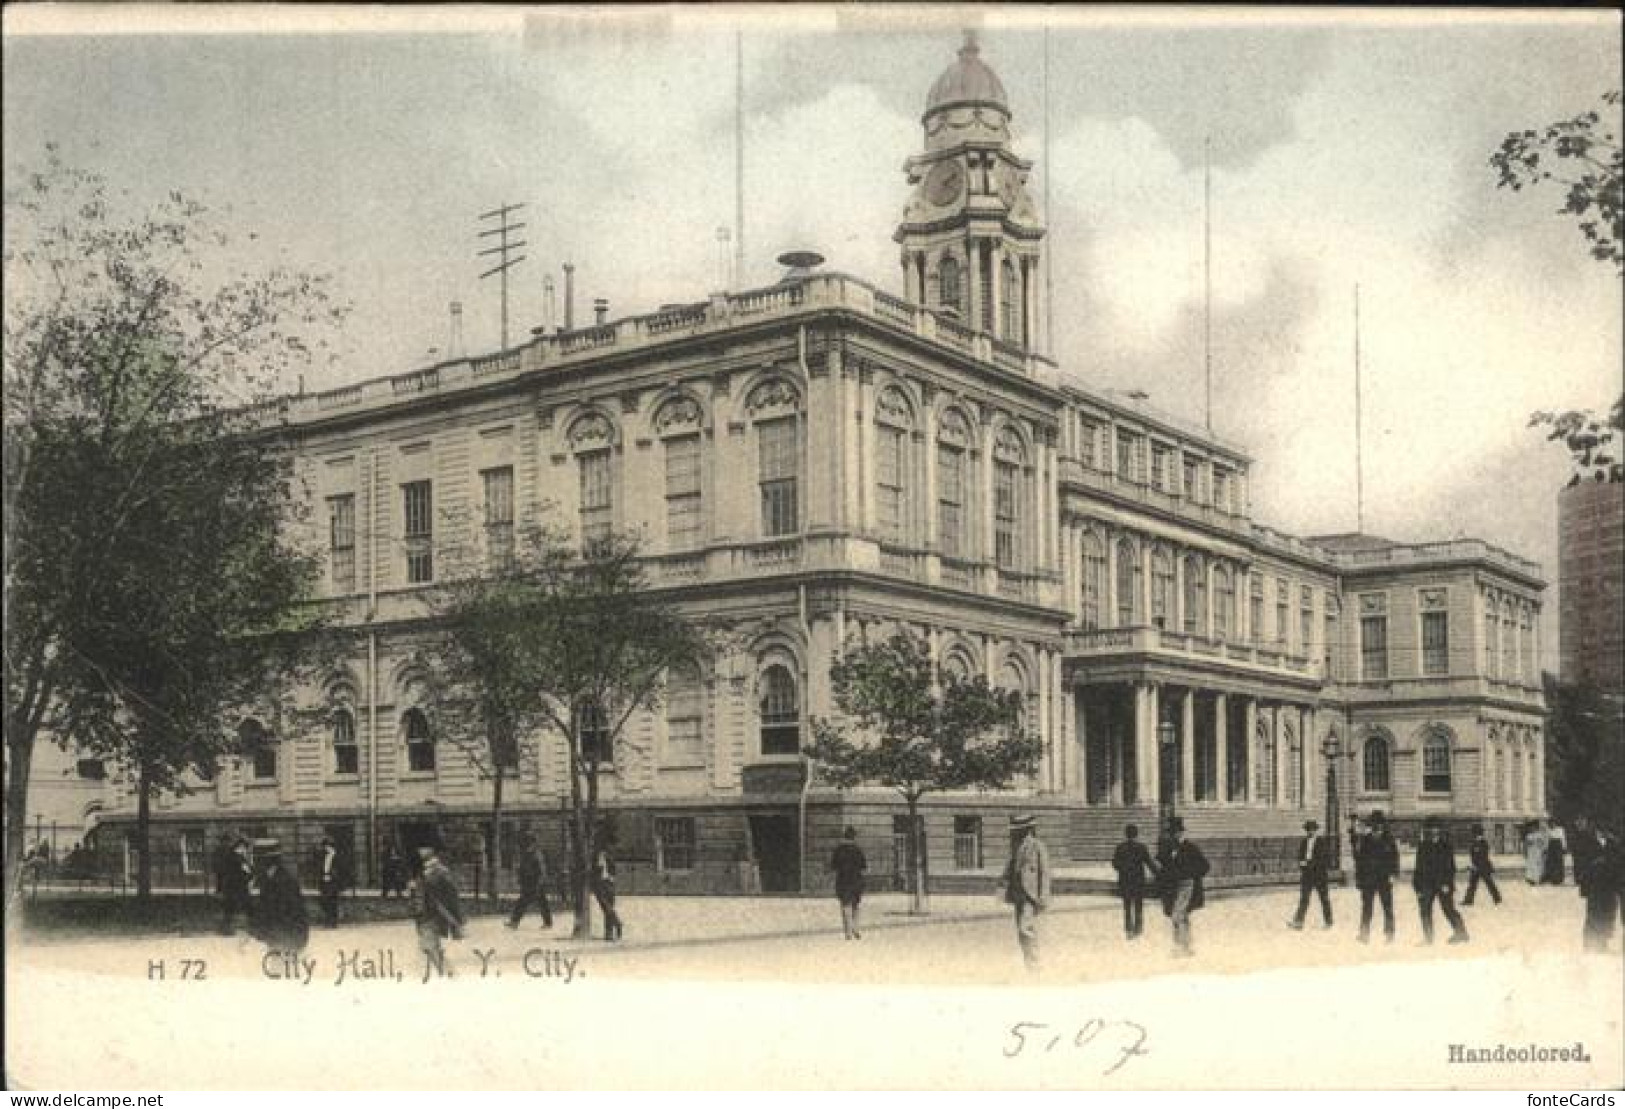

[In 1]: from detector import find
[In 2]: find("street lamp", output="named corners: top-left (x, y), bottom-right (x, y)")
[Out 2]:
top-left (1321, 731), bottom-right (1343, 872)
top-left (1159, 717), bottom-right (1178, 834)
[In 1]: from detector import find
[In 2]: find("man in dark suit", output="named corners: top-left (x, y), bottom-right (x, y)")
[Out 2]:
top-left (505, 830), bottom-right (554, 930)
top-left (1354, 810), bottom-right (1400, 943)
top-left (1111, 824), bottom-right (1157, 940)
top-left (317, 836), bottom-right (343, 928)
top-left (1288, 819), bottom-right (1333, 930)
top-left (249, 842), bottom-right (309, 956)
top-left (215, 836), bottom-right (254, 936)
top-left (1413, 816), bottom-right (1469, 945)
top-left (1462, 823), bottom-right (1502, 907)
top-left (1157, 818), bottom-right (1210, 958)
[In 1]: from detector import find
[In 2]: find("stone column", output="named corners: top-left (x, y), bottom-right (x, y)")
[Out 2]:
top-left (1109, 689), bottom-right (1125, 806)
top-left (1272, 706), bottom-right (1289, 809)
top-left (1214, 693), bottom-right (1230, 804)
top-left (1244, 698), bottom-right (1259, 806)
top-left (1073, 685), bottom-right (1089, 800)
top-left (1134, 682), bottom-right (1159, 806)
top-left (1301, 707), bottom-right (1318, 809)
top-left (1180, 688), bottom-right (1196, 805)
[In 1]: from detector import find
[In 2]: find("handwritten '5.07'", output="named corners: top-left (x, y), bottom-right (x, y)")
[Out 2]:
top-left (1003, 1020), bottom-right (1150, 1076)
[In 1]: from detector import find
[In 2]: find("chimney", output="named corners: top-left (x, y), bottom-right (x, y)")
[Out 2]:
top-left (776, 249), bottom-right (825, 284)
top-left (563, 263), bottom-right (576, 331)
top-left (542, 276), bottom-right (556, 334)
top-left (593, 297), bottom-right (609, 326)
top-left (448, 301), bottom-right (464, 359)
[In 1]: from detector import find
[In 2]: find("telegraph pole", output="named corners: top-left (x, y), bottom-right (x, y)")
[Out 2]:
top-left (478, 203), bottom-right (528, 349)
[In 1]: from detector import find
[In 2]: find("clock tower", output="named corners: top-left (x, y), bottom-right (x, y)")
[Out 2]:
top-left (895, 33), bottom-right (1045, 349)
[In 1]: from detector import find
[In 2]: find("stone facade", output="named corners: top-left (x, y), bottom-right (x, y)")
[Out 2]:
top-left (79, 40), bottom-right (1548, 891)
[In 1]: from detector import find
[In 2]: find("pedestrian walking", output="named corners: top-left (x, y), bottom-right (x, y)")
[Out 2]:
top-left (1543, 823), bottom-right (1568, 885)
top-left (1523, 819), bottom-right (1549, 885)
top-left (1157, 818), bottom-right (1209, 958)
top-left (1353, 810), bottom-right (1400, 943)
top-left (505, 831), bottom-right (554, 930)
top-left (215, 836), bottom-right (254, 936)
top-left (1111, 824), bottom-right (1157, 940)
top-left (1413, 816), bottom-right (1469, 945)
top-left (1578, 826), bottom-right (1623, 954)
top-left (249, 842), bottom-right (309, 957)
top-left (999, 814), bottom-right (1050, 973)
top-left (317, 836), bottom-right (342, 928)
top-left (829, 826), bottom-right (867, 940)
top-left (592, 840), bottom-right (624, 942)
top-left (380, 843), bottom-right (408, 899)
top-left (1569, 816), bottom-right (1600, 897)
top-left (413, 845), bottom-right (466, 977)
top-left (1462, 824), bottom-right (1501, 907)
top-left (1288, 819), bottom-right (1333, 930)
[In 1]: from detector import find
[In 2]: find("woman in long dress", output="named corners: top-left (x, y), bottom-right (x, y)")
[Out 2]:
top-left (1543, 824), bottom-right (1568, 885)
top-left (1524, 820), bottom-right (1548, 885)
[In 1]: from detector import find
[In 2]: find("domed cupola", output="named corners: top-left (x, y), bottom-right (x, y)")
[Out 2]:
top-left (895, 33), bottom-right (1045, 350)
top-left (921, 32), bottom-right (1011, 149)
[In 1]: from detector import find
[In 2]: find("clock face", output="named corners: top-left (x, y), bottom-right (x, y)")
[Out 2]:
top-left (925, 160), bottom-right (964, 207)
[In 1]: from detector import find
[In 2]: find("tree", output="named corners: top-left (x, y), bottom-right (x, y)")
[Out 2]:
top-left (1542, 674), bottom-right (1625, 832)
top-left (419, 525), bottom-right (715, 937)
top-left (1491, 90), bottom-right (1624, 274)
top-left (805, 632), bottom-right (1043, 914)
top-left (3, 148), bottom-right (344, 903)
top-left (1528, 392), bottom-right (1624, 485)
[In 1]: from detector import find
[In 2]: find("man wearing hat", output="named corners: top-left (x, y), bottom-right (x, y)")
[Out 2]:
top-left (1288, 819), bottom-right (1333, 930)
top-left (1412, 816), bottom-right (1469, 945)
top-left (1462, 823), bottom-right (1501, 908)
top-left (215, 835), bottom-right (254, 936)
top-left (249, 841), bottom-right (309, 956)
top-left (1000, 814), bottom-right (1050, 972)
top-left (1352, 810), bottom-right (1400, 943)
top-left (1156, 817), bottom-right (1210, 958)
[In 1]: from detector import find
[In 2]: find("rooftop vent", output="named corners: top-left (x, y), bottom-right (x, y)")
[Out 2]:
top-left (776, 249), bottom-right (825, 284)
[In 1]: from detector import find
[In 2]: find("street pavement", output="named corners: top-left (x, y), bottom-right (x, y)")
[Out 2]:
top-left (8, 880), bottom-right (1621, 1089)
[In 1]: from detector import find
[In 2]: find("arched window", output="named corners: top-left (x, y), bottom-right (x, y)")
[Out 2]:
top-left (999, 659), bottom-right (1035, 734)
top-left (759, 664), bottom-right (801, 756)
top-left (1182, 555), bottom-right (1206, 636)
top-left (992, 427), bottom-right (1027, 570)
top-left (937, 408), bottom-right (972, 559)
top-left (875, 388), bottom-right (915, 545)
top-left (568, 410), bottom-right (618, 554)
top-left (1213, 567), bottom-right (1235, 640)
top-left (999, 258), bottom-right (1020, 342)
top-left (331, 708), bottom-right (358, 776)
top-left (1361, 734), bottom-right (1391, 793)
top-left (1081, 532), bottom-right (1107, 630)
top-left (1151, 548), bottom-right (1175, 629)
top-left (403, 708), bottom-right (435, 773)
top-left (1116, 538), bottom-right (1142, 626)
top-left (941, 649), bottom-right (975, 685)
top-left (240, 719), bottom-right (277, 782)
top-left (938, 256), bottom-right (962, 316)
top-left (748, 379), bottom-right (802, 539)
top-left (657, 395), bottom-right (706, 550)
top-left (1421, 728), bottom-right (1452, 794)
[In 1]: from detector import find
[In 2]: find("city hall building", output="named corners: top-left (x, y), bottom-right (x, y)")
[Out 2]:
top-left (86, 40), bottom-right (1548, 894)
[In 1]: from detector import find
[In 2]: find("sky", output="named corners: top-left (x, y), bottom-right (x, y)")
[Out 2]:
top-left (4, 5), bottom-right (1622, 671)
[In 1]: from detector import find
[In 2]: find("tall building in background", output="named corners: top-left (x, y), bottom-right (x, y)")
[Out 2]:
top-left (1559, 478), bottom-right (1625, 694)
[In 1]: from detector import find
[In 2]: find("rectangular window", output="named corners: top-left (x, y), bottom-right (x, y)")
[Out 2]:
top-left (482, 466), bottom-right (514, 571)
top-left (328, 494), bottom-right (356, 593)
top-left (180, 828), bottom-right (206, 875)
top-left (1422, 610), bottom-right (1449, 676)
top-left (656, 817), bottom-right (696, 872)
top-left (1361, 615), bottom-right (1389, 680)
top-left (332, 713), bottom-right (359, 776)
top-left (1250, 580), bottom-right (1265, 644)
top-left (1151, 446), bottom-right (1170, 492)
top-left (1325, 613), bottom-right (1337, 678)
top-left (1183, 457), bottom-right (1199, 501)
top-left (877, 426), bottom-right (905, 543)
top-left (1276, 587), bottom-right (1290, 647)
top-left (1080, 421), bottom-right (1100, 469)
top-left (758, 418), bottom-right (799, 537)
top-left (1115, 431), bottom-right (1138, 482)
top-left (953, 816), bottom-right (983, 870)
top-left (579, 450), bottom-right (613, 550)
top-left (1213, 469), bottom-right (1230, 512)
top-left (664, 434), bottom-right (702, 548)
top-left (1299, 598), bottom-right (1314, 659)
top-left (402, 480), bottom-right (433, 584)
top-left (664, 670), bottom-right (704, 768)
top-left (994, 461), bottom-right (1017, 569)
top-left (937, 445), bottom-right (963, 557)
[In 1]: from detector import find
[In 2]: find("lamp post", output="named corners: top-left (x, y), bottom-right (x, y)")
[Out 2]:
top-left (1159, 717), bottom-right (1178, 833)
top-left (1321, 731), bottom-right (1343, 872)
